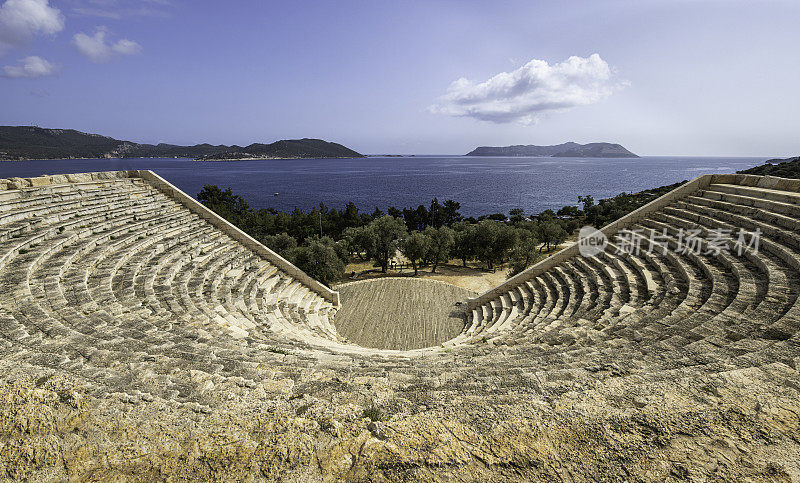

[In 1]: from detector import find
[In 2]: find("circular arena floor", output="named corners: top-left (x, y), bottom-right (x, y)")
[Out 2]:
top-left (333, 278), bottom-right (473, 350)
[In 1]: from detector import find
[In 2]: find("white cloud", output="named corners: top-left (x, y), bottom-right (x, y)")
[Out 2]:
top-left (430, 54), bottom-right (626, 125)
top-left (72, 0), bottom-right (173, 19)
top-left (0, 0), bottom-right (64, 54)
top-left (2, 54), bottom-right (56, 77)
top-left (112, 37), bottom-right (140, 55)
top-left (73, 7), bottom-right (122, 19)
top-left (72, 26), bottom-right (141, 63)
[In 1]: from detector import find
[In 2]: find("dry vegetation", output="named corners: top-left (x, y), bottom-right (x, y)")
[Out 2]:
top-left (333, 278), bottom-right (472, 350)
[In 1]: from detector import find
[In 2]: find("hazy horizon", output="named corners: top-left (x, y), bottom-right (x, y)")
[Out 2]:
top-left (1, 0), bottom-right (799, 157)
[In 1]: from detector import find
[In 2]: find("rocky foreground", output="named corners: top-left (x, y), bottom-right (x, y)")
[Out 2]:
top-left (3, 358), bottom-right (798, 481)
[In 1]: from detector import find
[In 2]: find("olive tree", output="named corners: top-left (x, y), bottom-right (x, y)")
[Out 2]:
top-left (290, 239), bottom-right (345, 285)
top-left (424, 226), bottom-right (454, 273)
top-left (452, 223), bottom-right (477, 267)
top-left (367, 215), bottom-right (407, 273)
top-left (399, 231), bottom-right (430, 275)
top-left (263, 233), bottom-right (297, 258)
top-left (473, 220), bottom-right (517, 270)
top-left (508, 228), bottom-right (541, 276)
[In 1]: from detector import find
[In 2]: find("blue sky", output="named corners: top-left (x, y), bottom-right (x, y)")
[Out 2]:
top-left (1, 0), bottom-right (798, 156)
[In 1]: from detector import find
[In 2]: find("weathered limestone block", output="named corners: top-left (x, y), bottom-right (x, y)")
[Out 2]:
top-left (48, 174), bottom-right (69, 185)
top-left (28, 176), bottom-right (51, 187)
top-left (94, 171), bottom-right (125, 180)
top-left (66, 173), bottom-right (93, 183)
top-left (7, 177), bottom-right (31, 189)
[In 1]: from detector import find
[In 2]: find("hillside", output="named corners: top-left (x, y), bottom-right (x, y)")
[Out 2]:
top-left (119, 142), bottom-right (236, 159)
top-left (466, 142), bottom-right (639, 158)
top-left (0, 126), bottom-right (362, 160)
top-left (198, 138), bottom-right (365, 160)
top-left (738, 155), bottom-right (800, 178)
top-left (0, 126), bottom-right (124, 160)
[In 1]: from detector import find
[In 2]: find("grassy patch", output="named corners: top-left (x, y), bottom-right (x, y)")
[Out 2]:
top-left (319, 419), bottom-right (334, 431)
top-left (362, 404), bottom-right (384, 422)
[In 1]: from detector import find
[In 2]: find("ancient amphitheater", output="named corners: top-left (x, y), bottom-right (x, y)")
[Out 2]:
top-left (1, 170), bottom-right (800, 481)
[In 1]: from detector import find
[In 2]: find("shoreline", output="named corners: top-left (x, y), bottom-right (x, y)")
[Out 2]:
top-left (195, 155), bottom-right (368, 161)
top-left (0, 156), bottom-right (194, 162)
top-left (0, 155), bottom-right (371, 162)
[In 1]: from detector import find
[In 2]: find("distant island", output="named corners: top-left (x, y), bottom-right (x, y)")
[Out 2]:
top-left (197, 139), bottom-right (364, 160)
top-left (466, 142), bottom-right (639, 158)
top-left (0, 126), bottom-right (364, 160)
top-left (738, 155), bottom-right (800, 179)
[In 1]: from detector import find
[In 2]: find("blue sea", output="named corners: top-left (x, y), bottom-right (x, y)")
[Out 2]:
top-left (0, 156), bottom-right (768, 217)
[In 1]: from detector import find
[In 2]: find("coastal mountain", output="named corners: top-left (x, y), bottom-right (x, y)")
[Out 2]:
top-left (0, 126), bottom-right (233, 160)
top-left (197, 139), bottom-right (365, 160)
top-left (466, 142), bottom-right (639, 158)
top-left (0, 126), bottom-right (363, 160)
top-left (738, 155), bottom-right (800, 179)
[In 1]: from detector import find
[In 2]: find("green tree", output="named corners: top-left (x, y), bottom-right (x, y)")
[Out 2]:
top-left (508, 208), bottom-right (526, 224)
top-left (367, 215), bottom-right (407, 273)
top-left (399, 232), bottom-right (430, 275)
top-left (424, 226), bottom-right (455, 273)
top-left (197, 185), bottom-right (251, 225)
top-left (453, 223), bottom-right (476, 267)
top-left (402, 204), bottom-right (429, 231)
top-left (578, 195), bottom-right (600, 226)
top-left (536, 221), bottom-right (568, 252)
top-left (263, 233), bottom-right (297, 258)
top-left (508, 229), bottom-right (541, 276)
top-left (341, 201), bottom-right (362, 228)
top-left (313, 235), bottom-right (350, 264)
top-left (429, 197), bottom-right (443, 228)
top-left (343, 226), bottom-right (374, 261)
top-left (556, 205), bottom-right (582, 218)
top-left (473, 220), bottom-right (516, 270)
top-left (578, 195), bottom-right (595, 212)
top-left (290, 239), bottom-right (345, 286)
top-left (441, 199), bottom-right (463, 226)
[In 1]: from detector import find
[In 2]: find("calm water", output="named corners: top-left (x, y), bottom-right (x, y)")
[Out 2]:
top-left (0, 156), bottom-right (767, 217)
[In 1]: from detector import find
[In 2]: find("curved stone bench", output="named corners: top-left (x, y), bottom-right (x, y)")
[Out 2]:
top-left (2, 171), bottom-right (800, 480)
